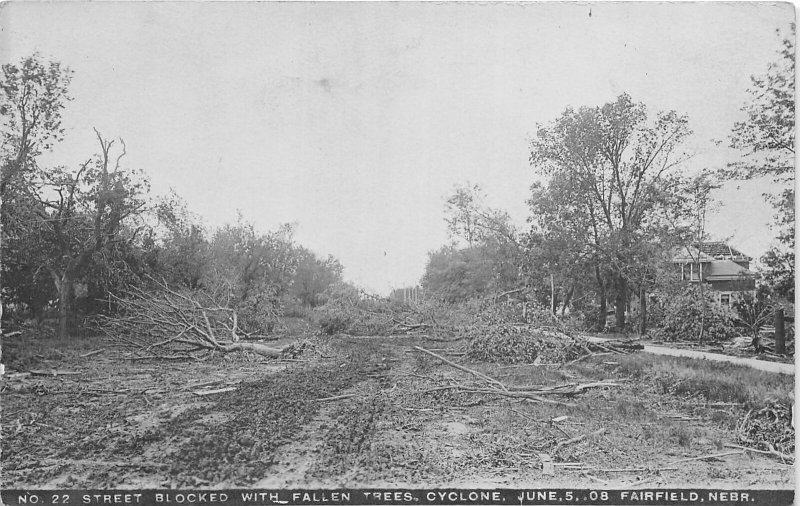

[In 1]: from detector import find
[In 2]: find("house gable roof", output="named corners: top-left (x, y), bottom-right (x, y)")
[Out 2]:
top-left (672, 241), bottom-right (752, 263)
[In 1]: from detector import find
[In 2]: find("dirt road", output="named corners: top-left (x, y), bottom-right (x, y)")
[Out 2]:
top-left (586, 336), bottom-right (795, 375)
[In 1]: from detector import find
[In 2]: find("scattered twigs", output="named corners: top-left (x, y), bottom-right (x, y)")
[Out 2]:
top-left (182, 379), bottom-right (225, 391)
top-left (413, 346), bottom-right (508, 391)
top-left (593, 466), bottom-right (678, 473)
top-left (552, 428), bottom-right (606, 456)
top-left (562, 352), bottom-right (613, 368)
top-left (724, 443), bottom-right (795, 463)
top-left (581, 472), bottom-right (610, 486)
top-left (79, 349), bottom-right (105, 358)
top-left (588, 342), bottom-right (626, 355)
top-left (313, 393), bottom-right (355, 402)
top-left (522, 381), bottom-right (622, 396)
top-left (192, 386), bottom-right (237, 396)
top-left (667, 450), bottom-right (745, 465)
top-left (29, 369), bottom-right (81, 377)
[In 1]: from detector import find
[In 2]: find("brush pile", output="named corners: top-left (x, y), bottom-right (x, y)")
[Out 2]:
top-left (737, 402), bottom-right (795, 462)
top-left (465, 324), bottom-right (590, 364)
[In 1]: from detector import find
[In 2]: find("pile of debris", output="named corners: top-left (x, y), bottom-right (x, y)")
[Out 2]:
top-left (737, 402), bottom-right (795, 463)
top-left (465, 324), bottom-right (590, 364)
top-left (317, 296), bottom-right (440, 336)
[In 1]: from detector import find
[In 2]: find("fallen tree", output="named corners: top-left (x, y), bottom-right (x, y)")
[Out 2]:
top-left (95, 278), bottom-right (291, 360)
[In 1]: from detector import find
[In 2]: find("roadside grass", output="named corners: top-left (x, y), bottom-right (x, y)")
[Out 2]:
top-left (572, 353), bottom-right (794, 409)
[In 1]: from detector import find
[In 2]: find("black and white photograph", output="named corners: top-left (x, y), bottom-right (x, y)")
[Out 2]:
top-left (0, 2), bottom-right (795, 504)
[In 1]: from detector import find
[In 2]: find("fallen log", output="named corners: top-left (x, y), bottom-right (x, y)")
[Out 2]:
top-left (218, 342), bottom-right (288, 358)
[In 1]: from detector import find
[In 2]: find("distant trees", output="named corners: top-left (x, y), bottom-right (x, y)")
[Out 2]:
top-left (528, 93), bottom-right (694, 331)
top-left (422, 184), bottom-right (523, 302)
top-left (290, 248), bottom-right (343, 308)
top-left (422, 245), bottom-right (498, 302)
top-left (727, 25), bottom-right (795, 299)
top-left (148, 190), bottom-right (209, 290)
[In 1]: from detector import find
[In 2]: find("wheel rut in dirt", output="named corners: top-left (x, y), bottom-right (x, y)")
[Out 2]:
top-left (153, 339), bottom-right (394, 487)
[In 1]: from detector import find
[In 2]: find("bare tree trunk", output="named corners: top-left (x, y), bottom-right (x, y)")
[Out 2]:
top-left (52, 269), bottom-right (73, 340)
top-left (697, 267), bottom-right (706, 344)
top-left (561, 285), bottom-right (574, 316)
top-left (639, 287), bottom-right (647, 335)
top-left (614, 274), bottom-right (627, 332)
top-left (595, 265), bottom-right (606, 331)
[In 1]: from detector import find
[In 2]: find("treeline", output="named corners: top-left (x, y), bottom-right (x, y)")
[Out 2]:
top-left (422, 26), bottom-right (795, 337)
top-left (1, 54), bottom-right (347, 339)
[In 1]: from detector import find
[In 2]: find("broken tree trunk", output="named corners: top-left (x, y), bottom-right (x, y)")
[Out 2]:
top-left (219, 342), bottom-right (286, 358)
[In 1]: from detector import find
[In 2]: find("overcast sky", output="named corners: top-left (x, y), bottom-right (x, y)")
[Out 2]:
top-left (1, 2), bottom-right (794, 294)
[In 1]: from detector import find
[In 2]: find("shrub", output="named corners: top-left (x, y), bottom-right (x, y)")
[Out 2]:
top-left (319, 313), bottom-right (351, 335)
top-left (650, 287), bottom-right (739, 342)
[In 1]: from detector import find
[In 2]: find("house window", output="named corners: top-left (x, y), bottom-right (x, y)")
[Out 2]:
top-left (688, 263), bottom-right (701, 281)
top-left (719, 293), bottom-right (731, 307)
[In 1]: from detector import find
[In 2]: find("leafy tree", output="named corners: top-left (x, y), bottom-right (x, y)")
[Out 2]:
top-left (431, 183), bottom-right (524, 302)
top-left (149, 190), bottom-right (209, 289)
top-left (290, 248), bottom-right (343, 307)
top-left (445, 183), bottom-right (520, 249)
top-left (4, 130), bottom-right (149, 338)
top-left (0, 54), bottom-right (72, 196)
top-left (526, 176), bottom-right (610, 324)
top-left (1, 54), bottom-right (73, 321)
top-left (206, 216), bottom-right (298, 332)
top-left (727, 25), bottom-right (795, 299)
top-left (529, 93), bottom-right (693, 331)
top-left (1, 55), bottom-right (150, 338)
top-left (421, 245), bottom-right (496, 302)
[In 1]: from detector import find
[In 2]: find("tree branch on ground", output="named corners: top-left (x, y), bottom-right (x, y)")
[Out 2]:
top-left (94, 277), bottom-right (291, 359)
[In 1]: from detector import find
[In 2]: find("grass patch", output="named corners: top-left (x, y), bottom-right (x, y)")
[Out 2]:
top-left (575, 353), bottom-right (794, 409)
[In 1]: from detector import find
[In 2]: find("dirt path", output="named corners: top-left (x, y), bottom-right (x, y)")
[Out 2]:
top-left (586, 336), bottom-right (795, 375)
top-left (3, 334), bottom-right (793, 489)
